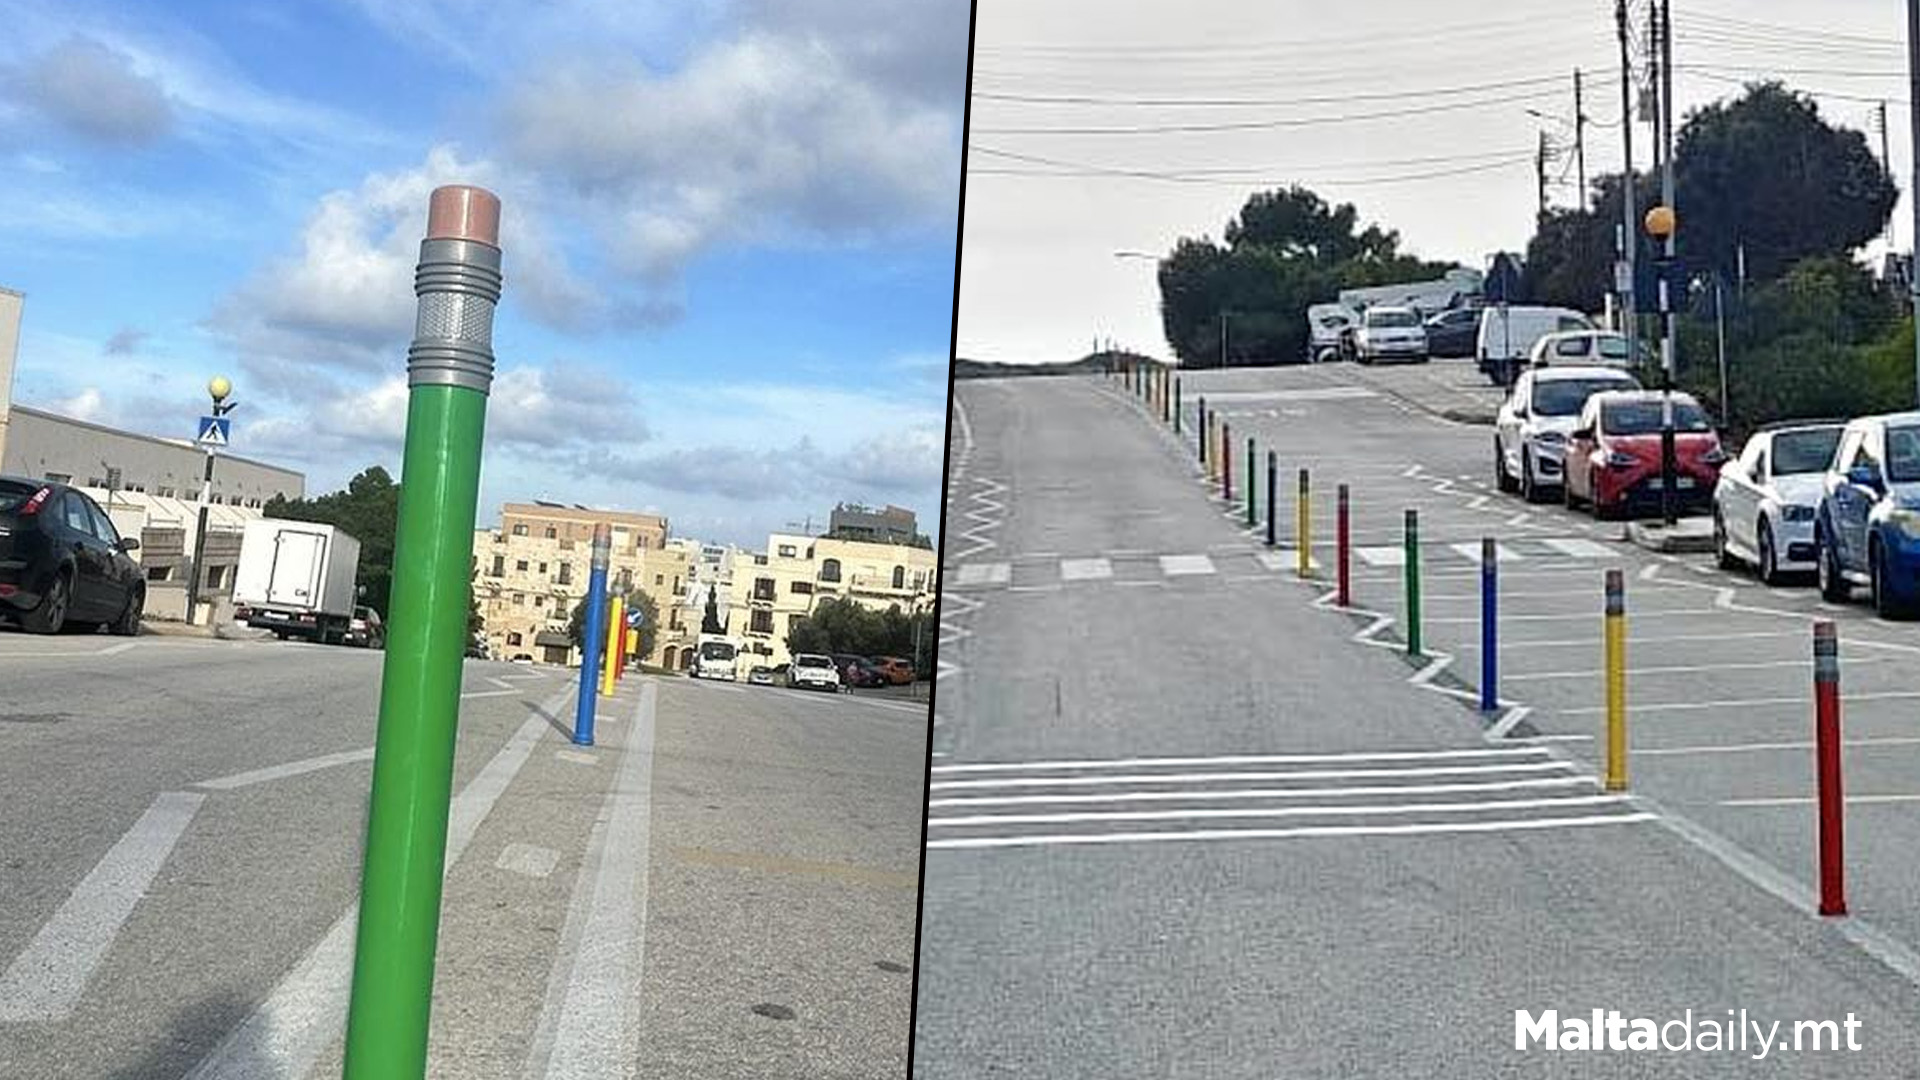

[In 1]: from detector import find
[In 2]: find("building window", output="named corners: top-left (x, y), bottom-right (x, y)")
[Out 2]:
top-left (513, 594), bottom-right (525, 605)
top-left (507, 632), bottom-right (523, 646)
top-left (512, 524), bottom-right (528, 536)
top-left (538, 562), bottom-right (548, 574)
top-left (544, 526), bottom-right (557, 539)
top-left (750, 609), bottom-right (774, 634)
top-left (791, 581), bottom-right (813, 595)
top-left (753, 577), bottom-right (775, 601)
top-left (655, 574), bottom-right (664, 585)
top-left (892, 565), bottom-right (906, 589)
top-left (491, 555), bottom-right (505, 577)
top-left (819, 558), bottom-right (841, 583)
top-left (516, 560), bottom-right (529, 572)
top-left (557, 563), bottom-right (572, 585)
top-left (617, 569), bottom-right (632, 591)
top-left (672, 576), bottom-right (680, 593)
top-left (778, 544), bottom-right (796, 557)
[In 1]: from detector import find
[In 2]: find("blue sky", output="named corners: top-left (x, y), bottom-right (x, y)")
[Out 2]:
top-left (0, 0), bottom-right (966, 547)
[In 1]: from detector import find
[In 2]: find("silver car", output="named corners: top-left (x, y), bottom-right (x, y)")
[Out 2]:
top-left (1714, 422), bottom-right (1845, 584)
top-left (1353, 306), bottom-right (1428, 364)
top-left (1495, 365), bottom-right (1641, 502)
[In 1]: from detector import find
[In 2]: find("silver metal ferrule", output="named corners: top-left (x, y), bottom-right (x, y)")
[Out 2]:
top-left (408, 238), bottom-right (504, 393)
top-left (1813, 622), bottom-right (1839, 682)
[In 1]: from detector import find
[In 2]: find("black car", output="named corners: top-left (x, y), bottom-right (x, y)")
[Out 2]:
top-left (0, 477), bottom-right (144, 635)
top-left (1424, 307), bottom-right (1481, 358)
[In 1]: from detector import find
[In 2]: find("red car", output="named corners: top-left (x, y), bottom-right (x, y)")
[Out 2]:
top-left (1563, 390), bottom-right (1727, 519)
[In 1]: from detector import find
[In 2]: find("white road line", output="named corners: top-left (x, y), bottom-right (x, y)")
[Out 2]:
top-left (1493, 628), bottom-right (1804, 650)
top-left (98, 641), bottom-right (138, 656)
top-left (1638, 735), bottom-right (1920, 757)
top-left (1355, 545), bottom-right (1406, 566)
top-left (926, 812), bottom-right (1655, 850)
top-left (1426, 607), bottom-right (1720, 625)
top-left (954, 562), bottom-right (1011, 587)
top-left (195, 748), bottom-right (375, 790)
top-left (495, 843), bottom-right (561, 879)
top-left (0, 791), bottom-right (206, 1022)
top-left (931, 746), bottom-right (1549, 773)
top-left (1505, 656), bottom-right (1887, 682)
top-left (460, 688), bottom-right (521, 699)
top-left (1558, 689), bottom-right (1920, 716)
top-left (930, 760), bottom-right (1576, 791)
top-left (487, 676), bottom-right (518, 691)
top-left (1159, 554), bottom-right (1217, 576)
top-left (1113, 580), bottom-right (1167, 589)
top-left (930, 794), bottom-right (1629, 829)
top-left (1722, 794), bottom-right (1920, 808)
top-left (186, 683), bottom-right (574, 1080)
top-left (1447, 542), bottom-right (1524, 563)
top-left (529, 681), bottom-right (656, 1078)
top-left (929, 775), bottom-right (1597, 808)
top-left (1541, 537), bottom-right (1617, 558)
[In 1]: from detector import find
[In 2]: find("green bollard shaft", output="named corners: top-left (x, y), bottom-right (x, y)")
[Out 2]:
top-left (344, 185), bottom-right (501, 1079)
top-left (1404, 508), bottom-right (1422, 657)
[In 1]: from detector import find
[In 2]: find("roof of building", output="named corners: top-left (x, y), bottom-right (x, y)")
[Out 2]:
top-left (9, 404), bottom-right (306, 480)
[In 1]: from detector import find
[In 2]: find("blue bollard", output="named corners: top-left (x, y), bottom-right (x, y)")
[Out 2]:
top-left (573, 522), bottom-right (612, 745)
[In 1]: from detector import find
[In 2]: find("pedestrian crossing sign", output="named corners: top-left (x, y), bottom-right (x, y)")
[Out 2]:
top-left (196, 416), bottom-right (230, 447)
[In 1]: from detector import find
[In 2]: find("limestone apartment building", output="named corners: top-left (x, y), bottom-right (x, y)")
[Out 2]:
top-left (729, 532), bottom-right (939, 670)
top-left (472, 502), bottom-right (694, 667)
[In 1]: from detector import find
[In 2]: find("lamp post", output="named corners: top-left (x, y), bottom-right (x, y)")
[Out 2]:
top-left (185, 376), bottom-right (236, 626)
top-left (1643, 204), bottom-right (1679, 526)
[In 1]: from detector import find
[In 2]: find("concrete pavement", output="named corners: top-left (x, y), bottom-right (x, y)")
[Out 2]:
top-left (0, 635), bottom-right (923, 1078)
top-left (915, 373), bottom-right (1920, 1077)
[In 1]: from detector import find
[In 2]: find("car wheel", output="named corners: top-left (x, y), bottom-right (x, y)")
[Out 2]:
top-left (1563, 475), bottom-right (1578, 510)
top-left (1713, 511), bottom-right (1738, 571)
top-left (22, 572), bottom-right (70, 635)
top-left (1756, 521), bottom-right (1780, 587)
top-left (1495, 440), bottom-right (1518, 494)
top-left (1520, 451), bottom-right (1536, 503)
top-left (111, 586), bottom-right (144, 637)
top-left (1817, 527), bottom-right (1851, 602)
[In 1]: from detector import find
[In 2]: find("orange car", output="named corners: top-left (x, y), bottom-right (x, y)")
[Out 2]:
top-left (874, 656), bottom-right (916, 685)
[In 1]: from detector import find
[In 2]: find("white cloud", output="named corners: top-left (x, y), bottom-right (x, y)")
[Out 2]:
top-left (53, 387), bottom-right (105, 421)
top-left (502, 30), bottom-right (959, 281)
top-left (3, 36), bottom-right (174, 144)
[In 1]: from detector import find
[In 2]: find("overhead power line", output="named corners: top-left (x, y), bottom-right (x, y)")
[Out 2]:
top-left (972, 13), bottom-right (1579, 58)
top-left (971, 84), bottom-right (1614, 136)
top-left (970, 73), bottom-right (1584, 109)
top-left (971, 144), bottom-right (1537, 176)
top-left (1679, 9), bottom-right (1897, 48)
top-left (969, 154), bottom-right (1536, 188)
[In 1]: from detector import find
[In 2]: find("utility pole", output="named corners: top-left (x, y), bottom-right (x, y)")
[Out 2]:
top-left (1878, 100), bottom-right (1894, 250)
top-left (1574, 69), bottom-right (1587, 205)
top-left (1909, 0), bottom-right (1920, 405)
top-left (1616, 0), bottom-right (1638, 340)
top-left (1659, 0), bottom-right (1679, 526)
top-left (1535, 130), bottom-right (1549, 222)
top-left (1218, 310), bottom-right (1229, 368)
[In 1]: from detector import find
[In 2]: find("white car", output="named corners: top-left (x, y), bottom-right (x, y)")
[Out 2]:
top-left (1352, 305), bottom-right (1428, 364)
top-left (1527, 330), bottom-right (1642, 370)
top-left (1495, 364), bottom-right (1642, 502)
top-left (1306, 303), bottom-right (1358, 362)
top-left (787, 653), bottom-right (842, 692)
top-left (1713, 421), bottom-right (1846, 584)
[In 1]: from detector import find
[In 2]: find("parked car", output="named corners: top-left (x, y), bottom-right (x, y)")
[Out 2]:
top-left (1713, 421), bottom-right (1846, 584)
top-left (344, 605), bottom-right (386, 648)
top-left (1306, 303), bottom-right (1359, 363)
top-left (1495, 365), bottom-right (1642, 502)
top-left (873, 656), bottom-right (916, 685)
top-left (832, 653), bottom-right (889, 688)
top-left (1814, 413), bottom-right (1920, 616)
top-left (1526, 329), bottom-right (1644, 371)
top-left (1352, 305), bottom-right (1429, 364)
top-left (787, 653), bottom-right (841, 692)
top-left (1477, 305), bottom-right (1595, 385)
top-left (1562, 390), bottom-right (1726, 519)
top-left (0, 477), bottom-right (144, 635)
top-left (747, 665), bottom-right (776, 685)
top-left (1423, 307), bottom-right (1481, 358)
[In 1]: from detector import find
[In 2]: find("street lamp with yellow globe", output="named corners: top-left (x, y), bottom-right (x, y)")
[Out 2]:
top-left (1642, 204), bottom-right (1681, 525)
top-left (1643, 204), bottom-right (1676, 244)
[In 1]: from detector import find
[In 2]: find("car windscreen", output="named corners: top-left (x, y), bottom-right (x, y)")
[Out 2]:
top-left (1367, 310), bottom-right (1420, 328)
top-left (1771, 428), bottom-right (1844, 475)
top-left (1887, 426), bottom-right (1920, 483)
top-left (0, 481), bottom-right (39, 514)
top-left (1532, 377), bottom-right (1636, 417)
top-left (796, 655), bottom-right (832, 667)
top-left (700, 643), bottom-right (735, 659)
top-left (1602, 400), bottom-right (1713, 435)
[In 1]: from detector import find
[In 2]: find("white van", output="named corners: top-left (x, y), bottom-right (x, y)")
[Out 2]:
top-left (693, 636), bottom-right (739, 681)
top-left (1476, 305), bottom-right (1595, 386)
top-left (1305, 303), bottom-right (1358, 362)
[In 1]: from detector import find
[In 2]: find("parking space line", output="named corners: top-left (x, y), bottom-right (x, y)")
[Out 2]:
top-left (1638, 735), bottom-right (1920, 757)
top-left (931, 760), bottom-right (1576, 791)
top-left (1505, 656), bottom-right (1887, 682)
top-left (927, 812), bottom-right (1657, 851)
top-left (1428, 607), bottom-right (1720, 626)
top-left (932, 746), bottom-right (1551, 773)
top-left (0, 791), bottom-right (206, 1022)
top-left (196, 748), bottom-right (376, 790)
top-left (1488, 629), bottom-right (1804, 650)
top-left (1557, 689), bottom-right (1920, 717)
top-left (930, 793), bottom-right (1630, 829)
top-left (1722, 794), bottom-right (1920, 808)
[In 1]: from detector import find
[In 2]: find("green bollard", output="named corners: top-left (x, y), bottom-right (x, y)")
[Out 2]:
top-left (1404, 508), bottom-right (1423, 657)
top-left (343, 186), bottom-right (503, 1079)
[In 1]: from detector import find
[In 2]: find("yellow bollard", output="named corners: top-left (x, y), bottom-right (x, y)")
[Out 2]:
top-left (600, 594), bottom-right (624, 696)
top-left (1603, 569), bottom-right (1626, 791)
top-left (1296, 468), bottom-right (1311, 577)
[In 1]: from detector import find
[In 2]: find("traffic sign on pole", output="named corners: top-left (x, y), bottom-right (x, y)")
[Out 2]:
top-left (195, 416), bottom-right (231, 447)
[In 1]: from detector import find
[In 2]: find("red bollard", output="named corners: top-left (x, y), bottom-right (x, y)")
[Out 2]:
top-left (1814, 620), bottom-right (1846, 916)
top-left (1336, 483), bottom-right (1351, 607)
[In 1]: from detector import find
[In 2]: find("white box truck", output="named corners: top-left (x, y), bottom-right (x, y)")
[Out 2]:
top-left (691, 633), bottom-right (740, 680)
top-left (231, 519), bottom-right (363, 644)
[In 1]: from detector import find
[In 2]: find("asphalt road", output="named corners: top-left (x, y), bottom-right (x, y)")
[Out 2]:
top-left (0, 635), bottom-right (925, 1078)
top-left (916, 371), bottom-right (1920, 1077)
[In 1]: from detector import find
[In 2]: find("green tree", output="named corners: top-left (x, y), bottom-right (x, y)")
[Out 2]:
top-left (263, 466), bottom-right (400, 617)
top-left (786, 597), bottom-right (929, 666)
top-left (568, 589), bottom-right (661, 663)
